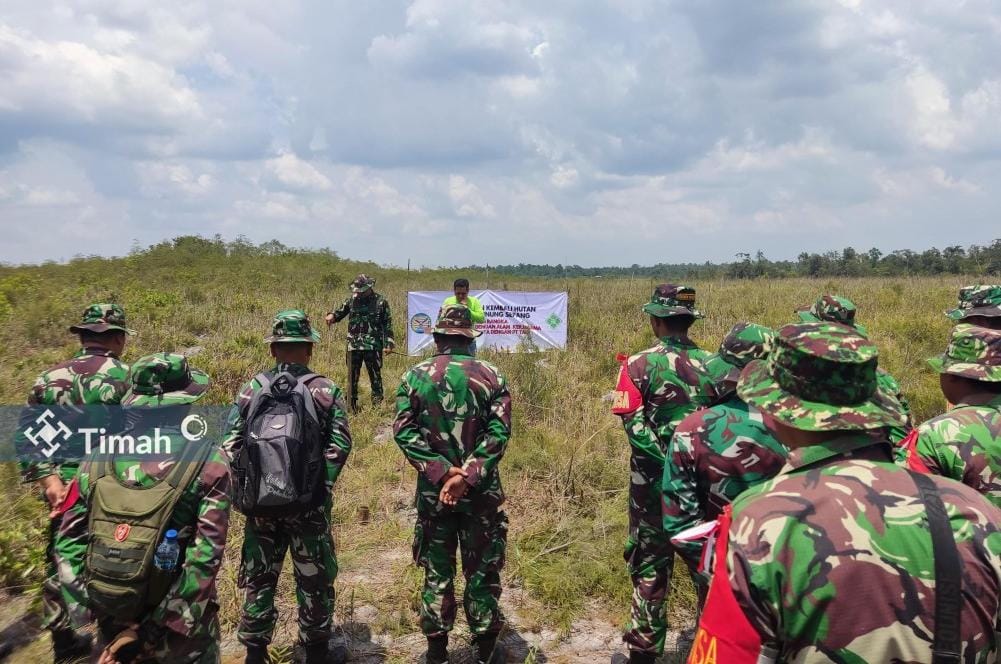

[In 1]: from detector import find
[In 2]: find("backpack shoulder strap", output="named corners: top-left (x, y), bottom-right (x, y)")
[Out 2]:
top-left (245, 372), bottom-right (274, 421)
top-left (295, 373), bottom-right (322, 423)
top-left (907, 470), bottom-right (962, 664)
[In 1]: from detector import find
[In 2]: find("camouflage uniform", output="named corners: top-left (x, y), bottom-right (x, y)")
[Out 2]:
top-left (905, 324), bottom-right (1001, 507)
top-left (795, 293), bottom-right (912, 442)
top-left (329, 274), bottom-right (395, 409)
top-left (691, 323), bottom-right (1001, 663)
top-left (946, 284), bottom-right (1001, 330)
top-left (663, 323), bottom-right (787, 571)
top-left (222, 310), bottom-right (352, 651)
top-left (612, 285), bottom-right (717, 658)
top-left (14, 304), bottom-right (132, 647)
top-left (56, 353), bottom-right (230, 664)
top-left (393, 305), bottom-right (511, 642)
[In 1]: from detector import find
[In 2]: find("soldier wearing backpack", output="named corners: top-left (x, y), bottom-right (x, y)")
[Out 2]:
top-left (55, 353), bottom-right (231, 663)
top-left (222, 310), bottom-right (352, 664)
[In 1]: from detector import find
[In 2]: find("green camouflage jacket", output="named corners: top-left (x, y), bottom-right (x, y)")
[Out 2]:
top-left (18, 348), bottom-right (130, 483)
top-left (877, 369), bottom-right (912, 444)
top-left (221, 363), bottom-right (352, 491)
top-left (719, 434), bottom-right (1001, 662)
top-left (393, 348), bottom-right (511, 515)
top-left (57, 436), bottom-right (231, 647)
top-left (332, 292), bottom-right (395, 351)
top-left (907, 394), bottom-right (1001, 508)
top-left (662, 395), bottom-right (787, 568)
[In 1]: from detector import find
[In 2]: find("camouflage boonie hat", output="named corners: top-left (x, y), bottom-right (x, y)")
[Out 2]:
top-left (946, 285), bottom-right (1001, 321)
top-left (433, 304), bottom-right (482, 338)
top-left (68, 303), bottom-right (136, 336)
top-left (927, 324), bottom-right (1001, 382)
top-left (641, 284), bottom-right (703, 319)
top-left (350, 274), bottom-right (375, 294)
top-left (737, 322), bottom-right (907, 432)
top-left (704, 322), bottom-right (776, 385)
top-left (795, 295), bottom-right (867, 335)
top-left (265, 309), bottom-right (321, 343)
top-left (123, 353), bottom-right (209, 407)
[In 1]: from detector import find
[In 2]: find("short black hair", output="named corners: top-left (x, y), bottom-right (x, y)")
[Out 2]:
top-left (454, 278), bottom-right (470, 289)
top-left (79, 330), bottom-right (125, 345)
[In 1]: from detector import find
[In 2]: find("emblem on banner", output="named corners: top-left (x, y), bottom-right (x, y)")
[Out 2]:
top-left (410, 313), bottom-right (433, 334)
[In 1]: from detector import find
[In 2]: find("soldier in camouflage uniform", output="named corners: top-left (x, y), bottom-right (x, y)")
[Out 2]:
top-left (795, 293), bottom-right (912, 442)
top-left (393, 305), bottom-right (511, 664)
top-left (15, 303), bottom-right (133, 662)
top-left (325, 274), bottom-right (395, 411)
top-left (904, 324), bottom-right (1001, 507)
top-left (690, 322), bottom-right (1001, 663)
top-left (612, 285), bottom-right (717, 664)
top-left (56, 353), bottom-right (230, 663)
top-left (222, 310), bottom-right (352, 664)
top-left (662, 323), bottom-right (787, 576)
top-left (946, 284), bottom-right (1001, 330)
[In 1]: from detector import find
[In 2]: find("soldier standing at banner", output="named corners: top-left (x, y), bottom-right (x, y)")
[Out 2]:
top-left (393, 305), bottom-right (511, 664)
top-left (662, 323), bottom-right (787, 575)
top-left (690, 322), bottom-right (1001, 663)
top-left (904, 324), bottom-right (1001, 507)
top-left (612, 285), bottom-right (717, 664)
top-left (15, 303), bottom-right (132, 663)
top-left (56, 353), bottom-right (230, 664)
top-left (223, 310), bottom-right (352, 664)
top-left (795, 293), bottom-right (912, 442)
top-left (946, 284), bottom-right (1001, 330)
top-left (326, 274), bottom-right (395, 411)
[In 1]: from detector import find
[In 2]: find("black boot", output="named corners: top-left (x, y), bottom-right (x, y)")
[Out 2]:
top-left (474, 634), bottom-right (506, 664)
top-left (245, 644), bottom-right (269, 664)
top-left (425, 634), bottom-right (448, 664)
top-left (628, 651), bottom-right (657, 664)
top-left (51, 629), bottom-right (92, 663)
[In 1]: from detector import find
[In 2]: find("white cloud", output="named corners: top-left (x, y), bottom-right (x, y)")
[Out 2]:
top-left (266, 153), bottom-right (332, 192)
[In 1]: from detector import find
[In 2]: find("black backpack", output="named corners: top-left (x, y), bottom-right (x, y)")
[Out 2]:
top-left (232, 371), bottom-right (325, 516)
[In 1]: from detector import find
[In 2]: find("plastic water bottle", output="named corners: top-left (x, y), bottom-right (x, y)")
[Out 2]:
top-left (153, 529), bottom-right (180, 571)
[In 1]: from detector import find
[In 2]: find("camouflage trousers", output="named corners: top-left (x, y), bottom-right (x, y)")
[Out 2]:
top-left (98, 615), bottom-right (221, 664)
top-left (349, 350), bottom-right (383, 407)
top-left (43, 513), bottom-right (77, 632)
top-left (413, 507), bottom-right (507, 638)
top-left (237, 505), bottom-right (337, 647)
top-left (623, 523), bottom-right (674, 655)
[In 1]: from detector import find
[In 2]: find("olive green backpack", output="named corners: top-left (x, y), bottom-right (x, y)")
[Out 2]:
top-left (83, 441), bottom-right (212, 620)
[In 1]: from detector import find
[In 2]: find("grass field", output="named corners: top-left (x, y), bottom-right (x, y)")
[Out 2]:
top-left (0, 246), bottom-right (971, 661)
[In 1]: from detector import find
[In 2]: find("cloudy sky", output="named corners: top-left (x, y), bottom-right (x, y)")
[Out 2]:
top-left (1, 1), bottom-right (999, 267)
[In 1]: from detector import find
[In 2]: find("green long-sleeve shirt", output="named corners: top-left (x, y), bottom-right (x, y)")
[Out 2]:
top-left (442, 295), bottom-right (486, 324)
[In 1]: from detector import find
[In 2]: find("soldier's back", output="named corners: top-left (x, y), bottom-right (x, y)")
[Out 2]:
top-left (729, 452), bottom-right (1001, 663)
top-left (33, 349), bottom-right (129, 406)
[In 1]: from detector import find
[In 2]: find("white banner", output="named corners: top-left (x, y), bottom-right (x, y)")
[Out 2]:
top-left (407, 290), bottom-right (569, 354)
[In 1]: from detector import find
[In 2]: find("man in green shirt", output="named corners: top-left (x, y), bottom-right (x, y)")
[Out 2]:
top-left (442, 278), bottom-right (485, 354)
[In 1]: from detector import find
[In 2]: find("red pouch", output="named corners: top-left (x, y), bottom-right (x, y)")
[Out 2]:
top-left (611, 354), bottom-right (642, 415)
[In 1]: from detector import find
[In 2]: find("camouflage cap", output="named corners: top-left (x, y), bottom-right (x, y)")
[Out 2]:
top-left (122, 352), bottom-right (209, 408)
top-left (927, 324), bottom-right (1001, 382)
top-left (946, 284), bottom-right (1001, 321)
top-left (433, 304), bottom-right (482, 338)
top-left (737, 322), bottom-right (907, 432)
top-left (265, 309), bottom-right (321, 343)
top-left (704, 322), bottom-right (776, 385)
top-left (68, 303), bottom-right (136, 336)
top-left (795, 294), bottom-right (867, 335)
top-left (350, 274), bottom-right (375, 294)
top-left (641, 284), bottom-right (703, 319)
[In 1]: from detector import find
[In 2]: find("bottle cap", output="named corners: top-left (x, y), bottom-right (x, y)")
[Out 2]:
top-left (165, 529), bottom-right (178, 540)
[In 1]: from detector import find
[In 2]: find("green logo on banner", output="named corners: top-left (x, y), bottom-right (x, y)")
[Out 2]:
top-left (546, 313), bottom-right (561, 329)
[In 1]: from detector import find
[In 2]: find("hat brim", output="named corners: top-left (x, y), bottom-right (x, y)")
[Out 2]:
top-left (928, 355), bottom-right (1001, 382)
top-left (122, 369), bottom-right (210, 407)
top-left (642, 304), bottom-right (703, 319)
top-left (69, 323), bottom-right (137, 336)
top-left (737, 359), bottom-right (908, 432)
top-left (351, 285), bottom-right (374, 294)
top-left (794, 311), bottom-right (866, 335)
top-left (433, 326), bottom-right (482, 338)
top-left (265, 331), bottom-right (321, 343)
top-left (946, 306), bottom-right (1001, 320)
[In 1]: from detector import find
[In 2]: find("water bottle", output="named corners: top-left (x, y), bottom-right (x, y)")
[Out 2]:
top-left (153, 529), bottom-right (180, 572)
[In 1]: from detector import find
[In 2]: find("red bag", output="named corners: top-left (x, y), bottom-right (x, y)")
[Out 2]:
top-left (688, 506), bottom-right (767, 664)
top-left (611, 353), bottom-right (643, 415)
top-left (900, 429), bottom-right (931, 474)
